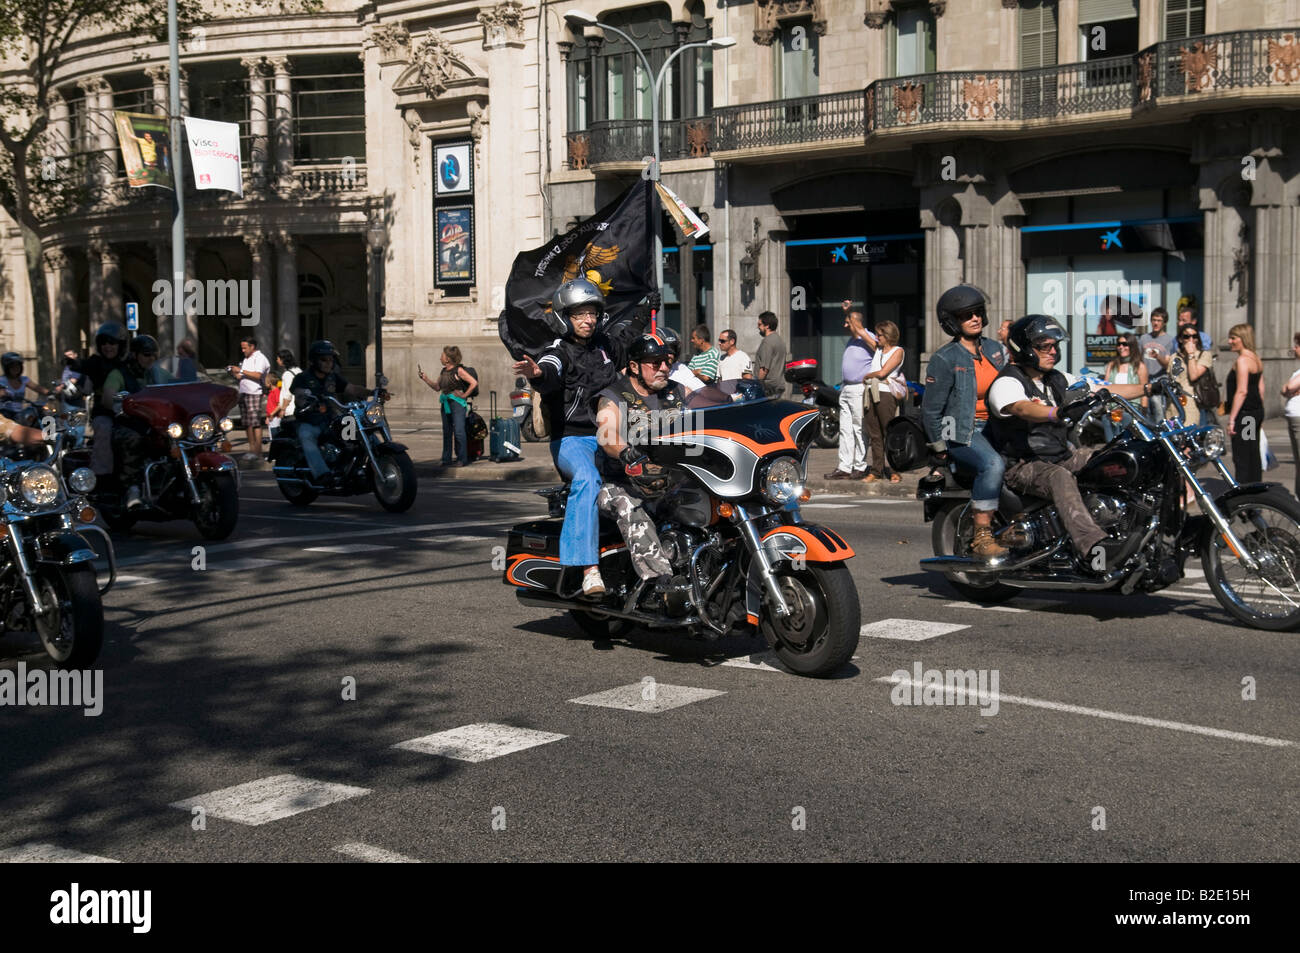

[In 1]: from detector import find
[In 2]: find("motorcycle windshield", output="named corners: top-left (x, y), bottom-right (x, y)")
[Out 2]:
top-left (123, 382), bottom-right (239, 431)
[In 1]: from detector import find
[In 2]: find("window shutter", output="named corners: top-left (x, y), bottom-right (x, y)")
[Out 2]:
top-left (1020, 2), bottom-right (1058, 68)
top-left (1078, 0), bottom-right (1138, 22)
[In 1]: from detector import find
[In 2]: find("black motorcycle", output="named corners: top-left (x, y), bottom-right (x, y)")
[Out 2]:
top-left (783, 359), bottom-right (839, 449)
top-left (502, 393), bottom-right (861, 677)
top-left (269, 383), bottom-right (417, 512)
top-left (918, 363), bottom-right (1300, 631)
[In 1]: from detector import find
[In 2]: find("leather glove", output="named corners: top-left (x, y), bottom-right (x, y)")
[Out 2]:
top-left (619, 445), bottom-right (648, 477)
top-left (1057, 393), bottom-right (1101, 429)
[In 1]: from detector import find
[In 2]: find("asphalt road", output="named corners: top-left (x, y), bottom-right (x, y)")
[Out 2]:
top-left (1, 473), bottom-right (1296, 863)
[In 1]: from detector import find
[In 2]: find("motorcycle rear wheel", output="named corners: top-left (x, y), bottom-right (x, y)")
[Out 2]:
top-left (763, 564), bottom-right (859, 677)
top-left (814, 409), bottom-right (839, 449)
top-left (932, 501), bottom-right (1018, 604)
top-left (278, 479), bottom-right (319, 506)
top-left (34, 566), bottom-right (104, 669)
top-left (1201, 488), bottom-right (1300, 631)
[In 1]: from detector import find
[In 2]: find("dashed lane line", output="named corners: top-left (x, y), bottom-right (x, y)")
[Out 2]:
top-left (859, 619), bottom-right (971, 641)
top-left (169, 774), bottom-right (371, 826)
top-left (333, 843), bottom-right (421, 863)
top-left (393, 723), bottom-right (567, 762)
top-left (875, 674), bottom-right (1298, 749)
top-left (569, 683), bottom-right (726, 713)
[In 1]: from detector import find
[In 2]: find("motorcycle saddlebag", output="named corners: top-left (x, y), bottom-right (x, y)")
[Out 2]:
top-left (884, 415), bottom-right (932, 473)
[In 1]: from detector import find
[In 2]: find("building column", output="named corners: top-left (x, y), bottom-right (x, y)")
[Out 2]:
top-left (1056, 1), bottom-right (1079, 67)
top-left (102, 244), bottom-right (123, 327)
top-left (274, 232), bottom-right (299, 356)
top-left (145, 65), bottom-right (168, 115)
top-left (1137, 0), bottom-right (1161, 50)
top-left (77, 76), bottom-right (111, 189)
top-left (241, 57), bottom-right (269, 191)
top-left (87, 239), bottom-right (105, 330)
top-left (43, 247), bottom-right (77, 356)
top-left (48, 91), bottom-right (70, 169)
top-left (243, 232), bottom-right (274, 350)
top-left (268, 56), bottom-right (295, 194)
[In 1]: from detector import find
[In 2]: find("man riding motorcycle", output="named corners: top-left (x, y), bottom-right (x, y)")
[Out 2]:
top-left (288, 340), bottom-right (374, 487)
top-left (511, 279), bottom-right (650, 599)
top-left (985, 315), bottom-right (1151, 564)
top-left (82, 322), bottom-right (128, 480)
top-left (104, 334), bottom-right (172, 509)
top-left (593, 328), bottom-right (686, 587)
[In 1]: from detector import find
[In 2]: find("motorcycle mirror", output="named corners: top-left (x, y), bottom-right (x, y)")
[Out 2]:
top-left (1167, 356), bottom-right (1185, 379)
top-left (376, 374), bottom-right (389, 389)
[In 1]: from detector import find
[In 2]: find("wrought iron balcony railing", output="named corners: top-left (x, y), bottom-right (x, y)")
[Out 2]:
top-left (711, 89), bottom-right (865, 152)
top-left (567, 117), bottom-right (717, 170)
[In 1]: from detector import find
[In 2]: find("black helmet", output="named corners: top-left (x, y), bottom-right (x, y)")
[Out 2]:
top-left (129, 334), bottom-right (159, 358)
top-left (627, 327), bottom-right (680, 366)
top-left (308, 340), bottom-right (338, 368)
top-left (1007, 314), bottom-right (1068, 369)
top-left (936, 284), bottom-right (989, 337)
top-left (95, 321), bottom-right (128, 351)
top-left (1, 352), bottom-right (22, 374)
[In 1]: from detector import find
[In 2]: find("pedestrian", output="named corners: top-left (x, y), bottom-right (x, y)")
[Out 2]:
top-left (1170, 324), bottom-right (1216, 424)
top-left (921, 285), bottom-right (1011, 560)
top-left (268, 348), bottom-right (301, 440)
top-left (1176, 301), bottom-right (1212, 352)
top-left (1225, 324), bottom-right (1265, 484)
top-left (418, 346), bottom-right (478, 467)
top-left (1102, 333), bottom-right (1148, 440)
top-left (1281, 333), bottom-right (1300, 498)
top-left (861, 320), bottom-right (906, 484)
top-left (226, 335), bottom-right (270, 462)
top-left (1139, 306), bottom-right (1174, 421)
top-left (716, 328), bottom-right (750, 382)
top-left (175, 338), bottom-right (199, 381)
top-left (687, 324), bottom-right (720, 385)
top-left (997, 319), bottom-right (1012, 346)
top-left (825, 308), bottom-right (873, 479)
top-left (753, 311), bottom-right (788, 398)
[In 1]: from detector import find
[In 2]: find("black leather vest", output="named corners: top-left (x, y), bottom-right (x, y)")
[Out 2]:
top-left (985, 364), bottom-right (1073, 464)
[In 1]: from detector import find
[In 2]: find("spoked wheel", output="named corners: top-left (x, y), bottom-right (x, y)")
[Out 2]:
top-left (932, 501), bottom-right (1018, 604)
top-left (814, 409), bottom-right (840, 448)
top-left (568, 609), bottom-right (631, 640)
top-left (277, 479), bottom-right (319, 506)
top-left (1202, 488), bottom-right (1300, 631)
top-left (762, 564), bottom-right (860, 677)
top-left (372, 452), bottom-right (418, 512)
top-left (34, 566), bottom-right (104, 669)
top-left (193, 473), bottom-right (239, 540)
top-left (521, 416), bottom-right (540, 442)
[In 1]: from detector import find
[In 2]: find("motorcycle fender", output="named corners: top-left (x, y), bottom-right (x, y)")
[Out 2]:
top-left (35, 531), bottom-right (98, 566)
top-left (374, 442), bottom-right (409, 453)
top-left (760, 524), bottom-right (854, 564)
top-left (191, 451), bottom-right (237, 472)
top-left (1183, 481), bottom-right (1282, 552)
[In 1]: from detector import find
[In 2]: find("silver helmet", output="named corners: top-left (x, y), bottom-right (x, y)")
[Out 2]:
top-left (552, 278), bottom-right (606, 336)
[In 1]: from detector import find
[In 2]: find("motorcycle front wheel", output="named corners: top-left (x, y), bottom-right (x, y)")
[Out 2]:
top-left (372, 451), bottom-right (418, 512)
top-left (932, 501), bottom-right (1017, 604)
top-left (34, 565), bottom-right (104, 669)
top-left (193, 473), bottom-right (239, 541)
top-left (762, 564), bottom-right (860, 677)
top-left (1202, 487), bottom-right (1300, 631)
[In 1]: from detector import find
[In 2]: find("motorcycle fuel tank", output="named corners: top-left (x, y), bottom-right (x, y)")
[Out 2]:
top-left (123, 382), bottom-right (238, 431)
top-left (1078, 442), bottom-right (1159, 490)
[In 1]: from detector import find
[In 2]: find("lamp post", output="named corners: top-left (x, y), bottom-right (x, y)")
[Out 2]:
top-left (563, 11), bottom-right (734, 322)
top-left (368, 218), bottom-right (388, 384)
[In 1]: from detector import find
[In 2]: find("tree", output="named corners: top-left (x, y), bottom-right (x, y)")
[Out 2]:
top-left (0, 1), bottom-right (317, 381)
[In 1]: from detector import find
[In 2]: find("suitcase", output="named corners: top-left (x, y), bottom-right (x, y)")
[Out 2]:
top-left (489, 391), bottom-right (523, 463)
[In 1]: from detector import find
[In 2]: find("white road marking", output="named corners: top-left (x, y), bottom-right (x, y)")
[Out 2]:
top-left (569, 683), bottom-right (726, 713)
top-left (859, 619), bottom-right (971, 641)
top-left (809, 494), bottom-right (855, 500)
top-left (169, 774), bottom-right (370, 826)
top-left (0, 843), bottom-right (119, 863)
top-left (799, 503), bottom-right (857, 510)
top-left (304, 544), bottom-right (394, 554)
top-left (875, 674), bottom-right (1298, 748)
top-left (720, 651), bottom-right (792, 673)
top-left (333, 842), bottom-right (421, 863)
top-left (942, 599), bottom-right (1062, 614)
top-left (858, 499), bottom-right (911, 505)
top-left (112, 575), bottom-right (160, 588)
top-left (393, 723), bottom-right (566, 762)
top-left (1184, 568), bottom-right (1205, 578)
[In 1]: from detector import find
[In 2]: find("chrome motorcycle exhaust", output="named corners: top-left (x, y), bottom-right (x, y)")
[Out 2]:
top-left (921, 538), bottom-right (1063, 574)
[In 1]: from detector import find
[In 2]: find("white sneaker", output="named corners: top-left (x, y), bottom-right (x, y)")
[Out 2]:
top-left (581, 567), bottom-right (605, 598)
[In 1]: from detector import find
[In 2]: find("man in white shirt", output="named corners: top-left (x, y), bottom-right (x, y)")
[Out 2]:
top-left (986, 315), bottom-right (1149, 564)
top-left (228, 335), bottom-right (271, 462)
top-left (716, 328), bottom-right (751, 382)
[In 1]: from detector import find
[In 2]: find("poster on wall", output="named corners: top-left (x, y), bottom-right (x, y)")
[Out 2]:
top-left (434, 142), bottom-right (473, 196)
top-left (436, 205), bottom-right (475, 286)
top-left (1082, 288), bottom-right (1149, 365)
top-left (114, 111), bottom-right (174, 190)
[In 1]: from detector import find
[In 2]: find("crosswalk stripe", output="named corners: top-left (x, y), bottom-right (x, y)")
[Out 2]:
top-left (860, 619), bottom-right (970, 641)
top-left (0, 843), bottom-right (120, 863)
top-left (169, 774), bottom-right (370, 826)
top-left (720, 652), bottom-right (792, 672)
top-left (569, 682), bottom-right (726, 713)
top-left (393, 723), bottom-right (566, 762)
top-left (112, 575), bottom-right (161, 588)
top-left (875, 674), bottom-right (1297, 748)
top-left (332, 842), bottom-right (421, 863)
top-left (304, 544), bottom-right (394, 554)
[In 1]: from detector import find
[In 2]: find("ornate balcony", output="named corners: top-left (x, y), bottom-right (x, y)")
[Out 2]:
top-left (567, 117), bottom-right (717, 170)
top-left (711, 89), bottom-right (865, 154)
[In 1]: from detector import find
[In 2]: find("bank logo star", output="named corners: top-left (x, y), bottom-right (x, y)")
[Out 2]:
top-left (830, 245), bottom-right (848, 263)
top-left (1101, 228), bottom-right (1123, 250)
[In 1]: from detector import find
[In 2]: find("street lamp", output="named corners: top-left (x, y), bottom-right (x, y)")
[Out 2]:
top-left (564, 10), bottom-right (735, 322)
top-left (368, 217), bottom-right (388, 383)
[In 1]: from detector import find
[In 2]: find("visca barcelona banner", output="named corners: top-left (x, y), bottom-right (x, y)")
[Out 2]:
top-left (499, 179), bottom-right (655, 359)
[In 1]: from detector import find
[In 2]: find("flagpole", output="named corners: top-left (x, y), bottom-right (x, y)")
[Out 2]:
top-left (168, 0), bottom-right (187, 352)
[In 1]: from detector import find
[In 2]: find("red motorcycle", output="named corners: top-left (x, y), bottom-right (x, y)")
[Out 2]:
top-left (62, 382), bottom-right (241, 540)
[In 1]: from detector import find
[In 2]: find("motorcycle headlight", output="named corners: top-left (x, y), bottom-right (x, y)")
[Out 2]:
top-left (219, 417), bottom-right (234, 432)
top-left (1201, 426), bottom-right (1227, 458)
top-left (69, 467), bottom-right (96, 493)
top-left (364, 402), bottom-right (384, 425)
top-left (189, 415), bottom-right (216, 442)
top-left (167, 422), bottom-right (184, 438)
top-left (761, 456), bottom-right (805, 505)
top-left (19, 465), bottom-right (61, 506)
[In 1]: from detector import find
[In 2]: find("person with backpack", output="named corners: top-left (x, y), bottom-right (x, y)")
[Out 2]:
top-left (419, 346), bottom-right (479, 467)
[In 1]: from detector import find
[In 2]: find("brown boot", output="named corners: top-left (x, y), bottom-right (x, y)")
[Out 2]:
top-left (970, 526), bottom-right (1008, 561)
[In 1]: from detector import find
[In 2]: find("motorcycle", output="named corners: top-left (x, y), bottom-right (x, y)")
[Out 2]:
top-left (268, 382), bottom-right (417, 512)
top-left (918, 361), bottom-right (1300, 631)
top-left (512, 377), bottom-right (545, 443)
top-left (0, 448), bottom-right (115, 668)
top-left (502, 391), bottom-right (861, 676)
top-left (783, 358), bottom-right (840, 448)
top-left (62, 381), bottom-right (241, 540)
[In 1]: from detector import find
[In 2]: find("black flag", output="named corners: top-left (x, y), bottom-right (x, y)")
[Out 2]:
top-left (500, 179), bottom-right (655, 359)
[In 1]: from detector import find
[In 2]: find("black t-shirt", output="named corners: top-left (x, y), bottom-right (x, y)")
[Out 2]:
top-left (291, 369), bottom-right (351, 419)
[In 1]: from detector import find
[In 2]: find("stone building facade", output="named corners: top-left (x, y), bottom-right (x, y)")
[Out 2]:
top-left (2, 0), bottom-right (1299, 415)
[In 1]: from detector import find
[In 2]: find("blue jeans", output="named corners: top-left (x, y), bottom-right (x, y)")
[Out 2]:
top-left (550, 435), bottom-right (601, 567)
top-left (299, 420), bottom-right (328, 478)
top-left (441, 400), bottom-right (468, 465)
top-left (946, 427), bottom-right (1004, 512)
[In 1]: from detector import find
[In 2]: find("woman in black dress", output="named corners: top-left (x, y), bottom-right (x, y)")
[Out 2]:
top-left (1225, 323), bottom-right (1266, 484)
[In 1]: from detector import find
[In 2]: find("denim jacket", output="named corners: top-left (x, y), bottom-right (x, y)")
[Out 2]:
top-left (921, 337), bottom-right (1008, 452)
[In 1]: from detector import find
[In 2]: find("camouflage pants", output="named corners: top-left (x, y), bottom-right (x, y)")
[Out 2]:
top-left (597, 484), bottom-right (672, 580)
top-left (1003, 447), bottom-right (1107, 556)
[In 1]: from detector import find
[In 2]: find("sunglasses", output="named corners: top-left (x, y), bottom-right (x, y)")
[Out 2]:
top-left (1179, 334), bottom-right (1198, 340)
top-left (1116, 343), bottom-right (1131, 348)
top-left (1032, 341), bottom-right (1060, 353)
top-left (639, 357), bottom-right (672, 368)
